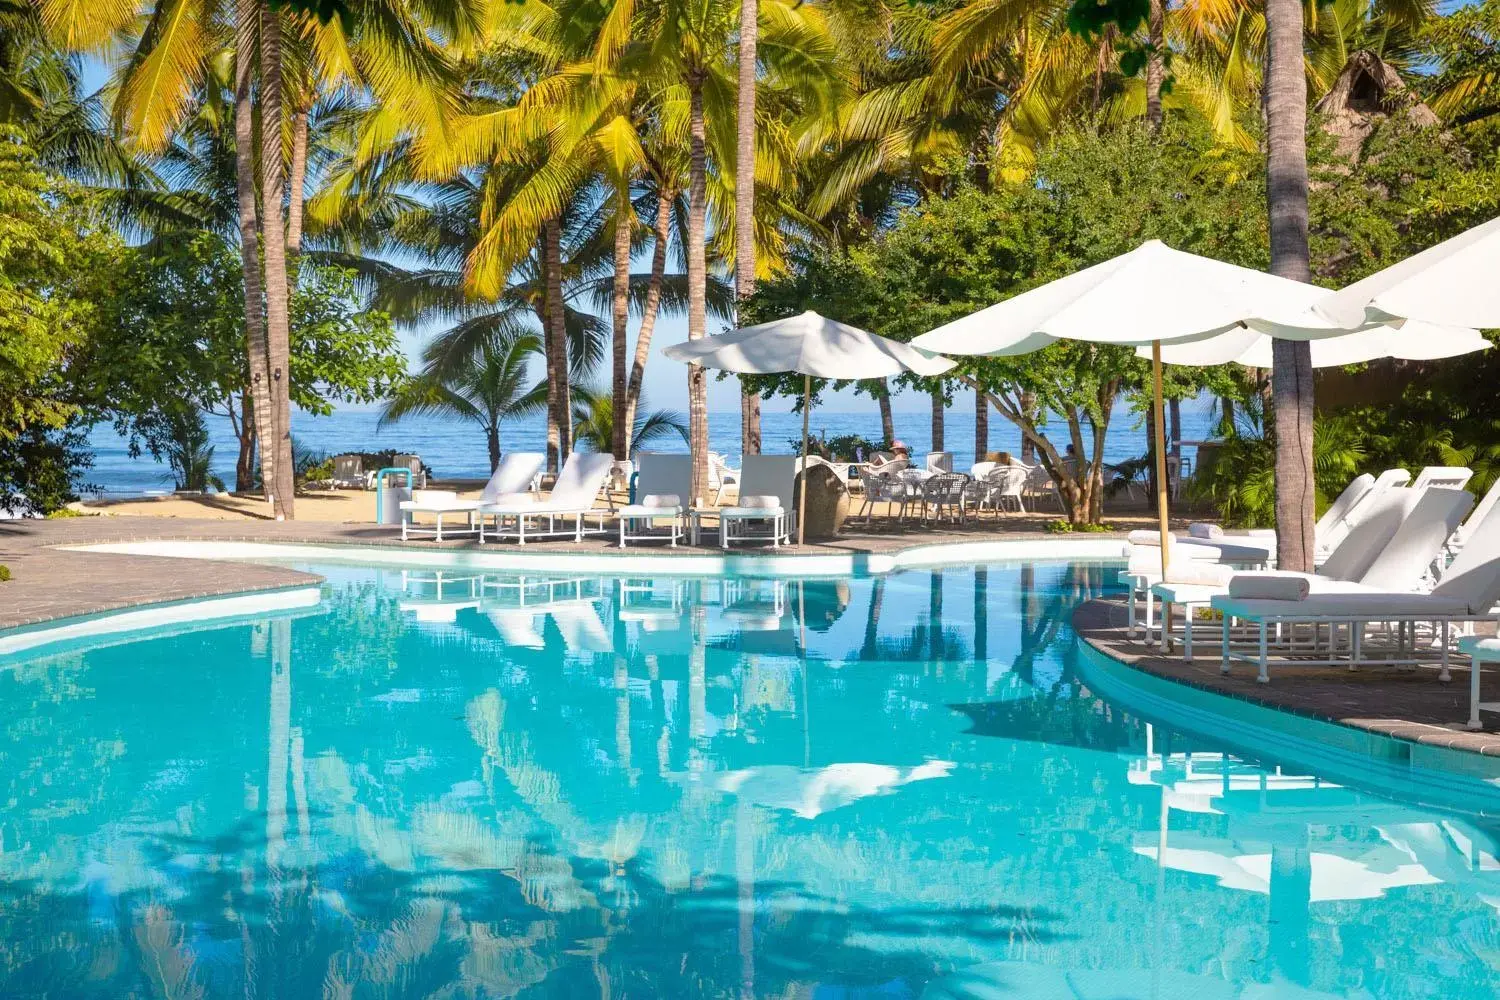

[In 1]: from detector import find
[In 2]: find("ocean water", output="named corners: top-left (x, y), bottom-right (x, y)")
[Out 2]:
top-left (1, 559), bottom-right (1497, 997)
top-left (84, 401), bottom-right (1220, 496)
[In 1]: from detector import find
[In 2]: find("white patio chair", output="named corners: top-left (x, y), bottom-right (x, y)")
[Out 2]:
top-left (617, 453), bottom-right (691, 547)
top-left (398, 452), bottom-right (544, 541)
top-left (713, 455), bottom-right (797, 547)
top-left (708, 452), bottom-right (740, 505)
top-left (478, 452), bottom-right (615, 544)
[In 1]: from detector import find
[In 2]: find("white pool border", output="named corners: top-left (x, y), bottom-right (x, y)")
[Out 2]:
top-left (67, 536), bottom-right (1131, 579)
top-left (0, 585), bottom-right (324, 658)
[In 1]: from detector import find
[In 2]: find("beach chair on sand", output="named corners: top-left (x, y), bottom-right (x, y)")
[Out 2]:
top-left (398, 452), bottom-right (544, 541)
top-left (478, 453), bottom-right (615, 544)
top-left (617, 453), bottom-right (691, 547)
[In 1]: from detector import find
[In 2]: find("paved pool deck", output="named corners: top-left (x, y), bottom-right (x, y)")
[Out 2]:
top-left (0, 512), bottom-right (1135, 630)
top-left (1073, 597), bottom-right (1500, 753)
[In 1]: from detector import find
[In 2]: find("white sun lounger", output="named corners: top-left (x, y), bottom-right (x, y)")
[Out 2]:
top-left (478, 453), bottom-right (616, 544)
top-left (1412, 465), bottom-right (1473, 492)
top-left (617, 453), bottom-right (691, 547)
top-left (398, 452), bottom-right (544, 541)
top-left (1156, 487), bottom-right (1473, 660)
top-left (1212, 496), bottom-right (1500, 683)
top-left (1446, 475), bottom-right (1500, 566)
top-left (708, 455), bottom-right (797, 548)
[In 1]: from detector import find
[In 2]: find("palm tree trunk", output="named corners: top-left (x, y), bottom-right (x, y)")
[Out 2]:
top-left (232, 0), bottom-right (276, 503)
top-left (736, 0), bottom-right (761, 457)
top-left (1145, 0), bottom-right (1165, 129)
top-left (259, 1), bottom-right (295, 519)
top-left (1019, 391), bottom-right (1036, 461)
top-left (1266, 0), bottom-right (1316, 572)
top-left (687, 71), bottom-right (710, 503)
top-left (930, 387), bottom-right (945, 453)
top-left (543, 218), bottom-right (571, 470)
top-left (487, 421), bottom-right (501, 473)
top-left (877, 380), bottom-right (895, 445)
top-left (235, 393), bottom-right (257, 493)
top-left (625, 191), bottom-right (671, 441)
top-left (611, 198), bottom-right (632, 458)
top-left (974, 387), bottom-right (988, 462)
top-left (286, 102), bottom-right (309, 262)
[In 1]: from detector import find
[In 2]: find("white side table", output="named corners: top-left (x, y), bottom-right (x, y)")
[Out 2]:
top-left (1458, 635), bottom-right (1500, 731)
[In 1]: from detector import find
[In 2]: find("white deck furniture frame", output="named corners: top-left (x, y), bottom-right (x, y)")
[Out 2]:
top-left (399, 452), bottom-right (545, 541)
top-left (617, 453), bottom-right (692, 548)
top-left (709, 455), bottom-right (797, 548)
top-left (1210, 500), bottom-right (1500, 684)
top-left (1460, 635), bottom-right (1500, 731)
top-left (1155, 487), bottom-right (1473, 661)
top-left (478, 453), bottom-right (616, 544)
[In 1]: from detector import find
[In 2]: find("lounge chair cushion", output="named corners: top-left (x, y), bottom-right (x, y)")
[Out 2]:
top-left (642, 493), bottom-right (680, 508)
top-left (1188, 523), bottom-right (1223, 539)
top-left (722, 504), bottom-right (784, 518)
top-left (738, 494), bottom-right (781, 509)
top-left (1212, 591), bottom-right (1472, 620)
top-left (401, 492), bottom-right (481, 512)
top-left (1228, 574), bottom-right (1310, 601)
top-left (619, 502), bottom-right (682, 517)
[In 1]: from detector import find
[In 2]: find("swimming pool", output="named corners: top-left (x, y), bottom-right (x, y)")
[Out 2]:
top-left (2, 560), bottom-right (1497, 998)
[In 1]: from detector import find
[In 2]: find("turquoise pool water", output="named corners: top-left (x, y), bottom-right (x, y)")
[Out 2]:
top-left (2, 561), bottom-right (1498, 998)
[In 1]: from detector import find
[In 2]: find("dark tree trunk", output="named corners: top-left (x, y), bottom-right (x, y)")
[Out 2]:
top-left (487, 423), bottom-right (501, 473)
top-left (877, 380), bottom-right (895, 445)
top-left (687, 71), bottom-right (710, 503)
top-left (259, 1), bottom-right (295, 518)
top-left (974, 387), bottom-right (989, 462)
top-left (1266, 0), bottom-right (1316, 572)
top-left (930, 388), bottom-right (945, 453)
top-left (1019, 391), bottom-right (1036, 461)
top-left (543, 218), bottom-right (571, 470)
top-left (1145, 0), bottom-right (1165, 129)
top-left (611, 202), bottom-right (632, 458)
top-left (236, 394), bottom-right (257, 493)
top-left (736, 0), bottom-right (761, 456)
top-left (625, 191), bottom-right (671, 441)
top-left (232, 0), bottom-right (276, 504)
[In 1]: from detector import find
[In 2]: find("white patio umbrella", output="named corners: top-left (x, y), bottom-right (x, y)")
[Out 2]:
top-left (1315, 214), bottom-right (1500, 330)
top-left (663, 310), bottom-right (955, 544)
top-left (1146, 317), bottom-right (1489, 367)
top-left (910, 240), bottom-right (1325, 580)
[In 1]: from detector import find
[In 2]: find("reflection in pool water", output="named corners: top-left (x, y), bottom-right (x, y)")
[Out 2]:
top-left (1, 561), bottom-right (1497, 998)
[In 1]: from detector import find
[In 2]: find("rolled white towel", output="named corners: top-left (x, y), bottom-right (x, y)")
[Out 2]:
top-left (412, 489), bottom-right (459, 504)
top-left (643, 493), bottom-right (681, 508)
top-left (1163, 561), bottom-right (1234, 587)
top-left (1128, 529), bottom-right (1165, 547)
top-left (739, 494), bottom-right (781, 509)
top-left (1188, 522), bottom-right (1224, 539)
top-left (1227, 574), bottom-right (1310, 601)
top-left (488, 492), bottom-right (535, 507)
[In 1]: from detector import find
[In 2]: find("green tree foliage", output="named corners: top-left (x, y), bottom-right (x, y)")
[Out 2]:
top-left (85, 233), bottom-right (405, 489)
top-left (571, 384), bottom-right (689, 458)
top-left (0, 128), bottom-right (120, 512)
top-left (749, 120), bottom-right (1251, 524)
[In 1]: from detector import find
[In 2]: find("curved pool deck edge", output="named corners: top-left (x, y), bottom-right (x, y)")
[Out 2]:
top-left (67, 536), bottom-right (1130, 579)
top-left (1073, 598), bottom-right (1500, 808)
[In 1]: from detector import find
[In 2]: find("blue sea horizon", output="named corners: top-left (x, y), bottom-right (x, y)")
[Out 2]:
top-left (83, 400), bottom-right (1220, 496)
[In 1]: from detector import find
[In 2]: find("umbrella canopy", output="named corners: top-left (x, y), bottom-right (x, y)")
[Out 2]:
top-left (1145, 318), bottom-right (1489, 368)
top-left (664, 310), bottom-right (954, 545)
top-left (1316, 214), bottom-right (1500, 330)
top-left (663, 309), bottom-right (955, 377)
top-left (909, 240), bottom-right (1320, 356)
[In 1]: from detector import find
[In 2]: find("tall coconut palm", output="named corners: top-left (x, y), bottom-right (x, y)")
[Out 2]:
top-left (737, 0), bottom-right (762, 455)
top-left (381, 332), bottom-right (548, 473)
top-left (1265, 0), bottom-right (1316, 572)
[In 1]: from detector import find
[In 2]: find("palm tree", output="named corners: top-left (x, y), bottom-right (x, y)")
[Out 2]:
top-left (381, 333), bottom-right (548, 473)
top-left (737, 0), bottom-right (762, 455)
top-left (1265, 0), bottom-right (1316, 572)
top-left (572, 384), bottom-right (689, 457)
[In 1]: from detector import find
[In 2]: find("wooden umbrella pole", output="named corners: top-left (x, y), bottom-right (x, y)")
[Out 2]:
top-left (1152, 341), bottom-right (1172, 639)
top-left (798, 373), bottom-right (811, 546)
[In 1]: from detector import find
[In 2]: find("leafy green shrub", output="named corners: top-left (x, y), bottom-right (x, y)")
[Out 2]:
top-left (45, 507), bottom-right (85, 518)
top-left (791, 433), bottom-right (891, 462)
top-left (1045, 519), bottom-right (1115, 533)
top-left (0, 565), bottom-right (10, 582)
